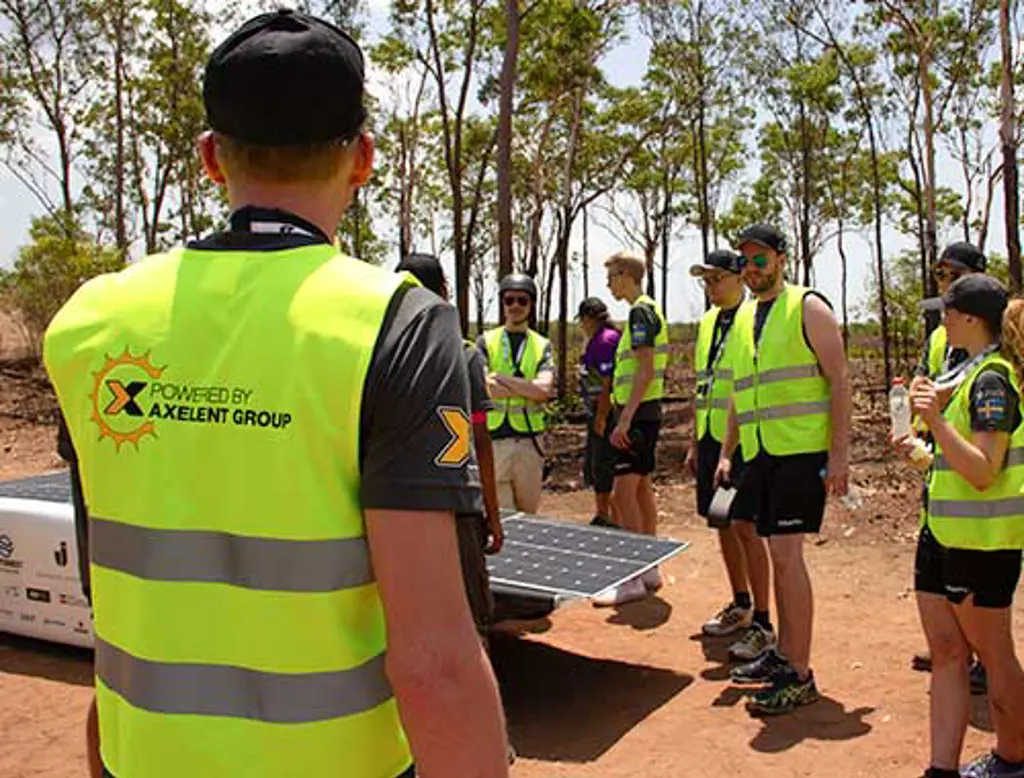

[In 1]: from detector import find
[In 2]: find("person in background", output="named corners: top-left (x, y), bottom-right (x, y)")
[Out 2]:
top-left (478, 274), bottom-right (555, 514)
top-left (687, 250), bottom-right (775, 664)
top-left (911, 242), bottom-right (990, 694)
top-left (577, 296), bottom-right (621, 528)
top-left (593, 252), bottom-right (669, 607)
top-left (900, 275), bottom-right (1024, 778)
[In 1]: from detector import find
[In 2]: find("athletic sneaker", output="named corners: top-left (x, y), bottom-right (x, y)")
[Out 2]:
top-left (591, 577), bottom-right (647, 607)
top-left (640, 566), bottom-right (663, 592)
top-left (970, 659), bottom-right (988, 695)
top-left (730, 646), bottom-right (791, 685)
top-left (746, 668), bottom-right (820, 716)
top-left (589, 515), bottom-right (618, 529)
top-left (702, 601), bottom-right (752, 636)
top-left (962, 752), bottom-right (1024, 777)
top-left (729, 623), bottom-right (777, 661)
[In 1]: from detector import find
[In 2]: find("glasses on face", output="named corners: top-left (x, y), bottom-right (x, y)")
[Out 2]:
top-left (606, 271), bottom-right (624, 283)
top-left (503, 294), bottom-right (530, 308)
top-left (740, 253), bottom-right (769, 270)
top-left (933, 268), bottom-right (964, 283)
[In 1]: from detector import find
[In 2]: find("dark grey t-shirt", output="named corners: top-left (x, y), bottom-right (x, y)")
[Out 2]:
top-left (464, 345), bottom-right (494, 421)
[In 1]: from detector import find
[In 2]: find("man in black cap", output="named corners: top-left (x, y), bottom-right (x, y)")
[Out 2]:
top-left (577, 296), bottom-right (621, 526)
top-left (49, 10), bottom-right (509, 778)
top-left (717, 223), bottom-right (852, 715)
top-left (688, 250), bottom-right (774, 664)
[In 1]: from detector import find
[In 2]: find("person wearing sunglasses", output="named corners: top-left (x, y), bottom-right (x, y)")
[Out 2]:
top-left (910, 242), bottom-right (990, 692)
top-left (715, 223), bottom-right (852, 715)
top-left (477, 273), bottom-right (554, 514)
top-left (592, 252), bottom-right (670, 606)
top-left (688, 250), bottom-right (775, 664)
top-left (917, 243), bottom-right (988, 381)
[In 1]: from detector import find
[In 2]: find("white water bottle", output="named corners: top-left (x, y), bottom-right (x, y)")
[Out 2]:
top-left (889, 378), bottom-right (912, 439)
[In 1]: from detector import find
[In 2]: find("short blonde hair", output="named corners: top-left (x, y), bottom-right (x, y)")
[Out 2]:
top-left (605, 251), bottom-right (646, 283)
top-left (216, 134), bottom-right (354, 184)
top-left (1001, 298), bottom-right (1024, 386)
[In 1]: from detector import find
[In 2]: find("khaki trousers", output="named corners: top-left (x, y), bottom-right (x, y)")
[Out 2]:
top-left (493, 437), bottom-right (544, 514)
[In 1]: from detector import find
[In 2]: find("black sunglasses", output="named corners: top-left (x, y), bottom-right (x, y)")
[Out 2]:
top-left (503, 294), bottom-right (530, 307)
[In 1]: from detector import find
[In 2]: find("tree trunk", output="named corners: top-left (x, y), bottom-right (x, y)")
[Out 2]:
top-left (582, 203), bottom-right (589, 299)
top-left (113, 2), bottom-right (127, 256)
top-left (496, 0), bottom-right (519, 280)
top-left (920, 47), bottom-right (939, 286)
top-left (661, 174), bottom-right (671, 318)
top-left (1001, 0), bottom-right (1022, 292)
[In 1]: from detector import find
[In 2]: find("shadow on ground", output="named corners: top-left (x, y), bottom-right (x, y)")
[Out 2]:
top-left (604, 595), bottom-right (673, 631)
top-left (490, 632), bottom-right (692, 763)
top-left (0, 633), bottom-right (93, 687)
top-left (748, 695), bottom-right (874, 753)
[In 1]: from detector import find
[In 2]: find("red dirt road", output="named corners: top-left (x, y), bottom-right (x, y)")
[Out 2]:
top-left (1, 480), bottom-right (1021, 778)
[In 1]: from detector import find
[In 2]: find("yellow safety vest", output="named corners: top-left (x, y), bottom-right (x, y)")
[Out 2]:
top-left (613, 294), bottom-right (669, 406)
top-left (484, 327), bottom-right (548, 433)
top-left (927, 326), bottom-right (948, 378)
top-left (732, 284), bottom-right (832, 462)
top-left (926, 353), bottom-right (1024, 551)
top-left (43, 244), bottom-right (413, 778)
top-left (694, 306), bottom-right (738, 443)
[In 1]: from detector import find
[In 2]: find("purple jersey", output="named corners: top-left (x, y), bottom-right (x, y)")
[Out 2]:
top-left (580, 326), bottom-right (621, 408)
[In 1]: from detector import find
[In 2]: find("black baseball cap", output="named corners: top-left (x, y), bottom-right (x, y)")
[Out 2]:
top-left (735, 224), bottom-right (788, 253)
top-left (396, 253), bottom-right (446, 296)
top-left (204, 9), bottom-right (367, 145)
top-left (576, 297), bottom-right (609, 319)
top-left (937, 242), bottom-right (987, 273)
top-left (690, 249), bottom-right (743, 277)
top-left (921, 274), bottom-right (1008, 328)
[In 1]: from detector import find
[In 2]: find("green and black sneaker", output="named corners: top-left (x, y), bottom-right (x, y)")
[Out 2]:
top-left (746, 668), bottom-right (820, 716)
top-left (730, 646), bottom-right (790, 686)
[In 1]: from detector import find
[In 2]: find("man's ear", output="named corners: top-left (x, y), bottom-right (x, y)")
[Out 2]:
top-left (349, 132), bottom-right (374, 188)
top-left (197, 131), bottom-right (227, 185)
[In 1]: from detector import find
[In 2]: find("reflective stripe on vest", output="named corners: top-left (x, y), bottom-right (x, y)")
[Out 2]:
top-left (484, 327), bottom-right (549, 433)
top-left (694, 306), bottom-right (738, 442)
top-left (43, 244), bottom-right (414, 778)
top-left (613, 295), bottom-right (669, 405)
top-left (731, 285), bottom-right (832, 461)
top-left (926, 353), bottom-right (1024, 551)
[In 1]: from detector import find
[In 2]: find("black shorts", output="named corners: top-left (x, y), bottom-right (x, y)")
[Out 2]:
top-left (613, 419), bottom-right (660, 477)
top-left (583, 419), bottom-right (616, 494)
top-left (744, 451), bottom-right (828, 537)
top-left (456, 514), bottom-right (494, 635)
top-left (915, 525), bottom-right (1022, 609)
top-left (696, 434), bottom-right (756, 523)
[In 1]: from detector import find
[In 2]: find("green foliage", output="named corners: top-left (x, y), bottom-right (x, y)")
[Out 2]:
top-left (0, 214), bottom-right (122, 350)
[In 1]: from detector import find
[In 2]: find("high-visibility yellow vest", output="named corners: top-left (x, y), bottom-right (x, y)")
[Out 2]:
top-left (732, 284), bottom-right (832, 462)
top-left (43, 244), bottom-right (414, 778)
top-left (928, 326), bottom-right (948, 378)
top-left (613, 294), bottom-right (669, 406)
top-left (484, 327), bottom-right (548, 433)
top-left (926, 353), bottom-right (1024, 551)
top-left (694, 306), bottom-right (738, 443)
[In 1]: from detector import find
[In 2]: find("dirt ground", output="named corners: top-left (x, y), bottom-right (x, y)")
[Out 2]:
top-left (1, 348), bottom-right (1023, 777)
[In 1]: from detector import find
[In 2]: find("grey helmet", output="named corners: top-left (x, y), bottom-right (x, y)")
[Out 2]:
top-left (498, 273), bottom-right (538, 300)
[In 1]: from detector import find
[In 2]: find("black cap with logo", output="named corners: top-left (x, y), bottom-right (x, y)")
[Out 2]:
top-left (204, 9), bottom-right (366, 145)
top-left (689, 249), bottom-right (743, 277)
top-left (938, 242), bottom-right (987, 273)
top-left (735, 224), bottom-right (788, 254)
top-left (921, 274), bottom-right (1008, 330)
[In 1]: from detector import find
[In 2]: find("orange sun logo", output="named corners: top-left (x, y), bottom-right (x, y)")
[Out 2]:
top-left (89, 348), bottom-right (165, 450)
